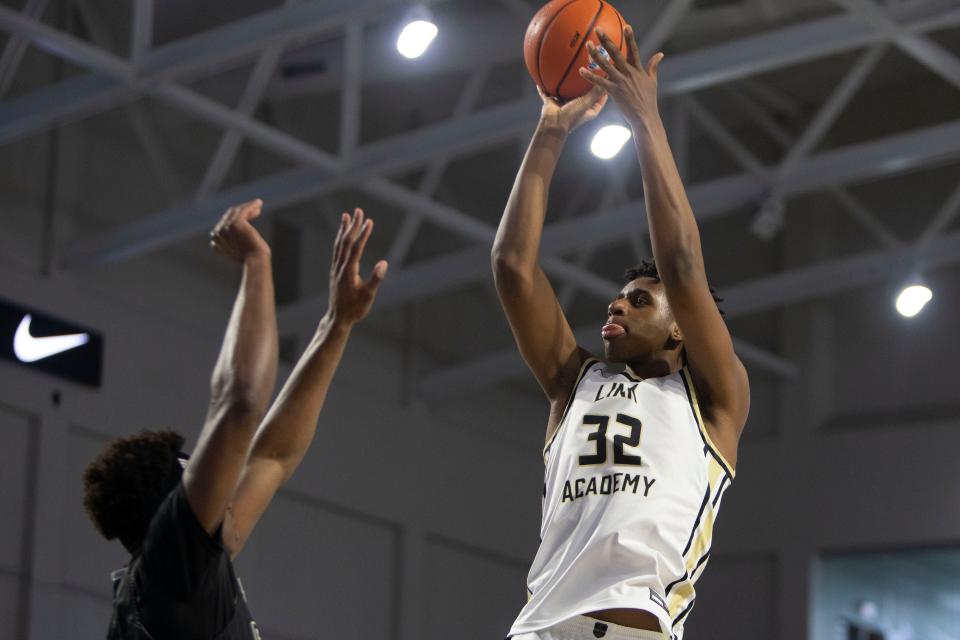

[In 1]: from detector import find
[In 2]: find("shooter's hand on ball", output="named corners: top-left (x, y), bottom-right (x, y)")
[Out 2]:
top-left (580, 25), bottom-right (664, 128)
top-left (538, 84), bottom-right (608, 136)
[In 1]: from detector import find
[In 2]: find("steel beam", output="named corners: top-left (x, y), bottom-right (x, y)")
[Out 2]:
top-left (726, 82), bottom-right (903, 250)
top-left (635, 0), bottom-right (696, 55)
top-left (420, 228), bottom-right (960, 393)
top-left (915, 181), bottom-right (960, 248)
top-left (63, 99), bottom-right (534, 267)
top-left (385, 66), bottom-right (491, 268)
top-left (271, 116), bottom-right (960, 330)
top-left (74, 0), bottom-right (183, 202)
top-left (281, 0), bottom-right (960, 97)
top-left (835, 0), bottom-right (960, 91)
top-left (26, 17), bottom-right (642, 356)
top-left (829, 188), bottom-right (903, 250)
top-left (195, 44), bottom-right (285, 199)
top-left (279, 112), bottom-right (960, 332)
top-left (3, 0), bottom-right (960, 145)
top-left (339, 20), bottom-right (364, 158)
top-left (0, 0), bottom-right (48, 98)
top-left (773, 44), bottom-right (886, 182)
top-left (684, 95), bottom-right (765, 175)
top-left (130, 0), bottom-right (153, 69)
top-left (0, 0), bottom-right (399, 142)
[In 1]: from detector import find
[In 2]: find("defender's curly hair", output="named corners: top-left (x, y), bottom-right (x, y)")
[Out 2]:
top-left (83, 430), bottom-right (185, 554)
top-left (624, 259), bottom-right (725, 316)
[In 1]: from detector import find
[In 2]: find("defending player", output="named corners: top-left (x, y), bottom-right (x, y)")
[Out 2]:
top-left (83, 202), bottom-right (387, 639)
top-left (492, 25), bottom-right (749, 640)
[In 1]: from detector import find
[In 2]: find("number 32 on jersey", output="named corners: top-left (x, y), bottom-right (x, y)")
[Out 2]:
top-left (578, 413), bottom-right (643, 466)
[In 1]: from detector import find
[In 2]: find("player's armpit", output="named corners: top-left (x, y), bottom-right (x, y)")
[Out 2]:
top-left (492, 261), bottom-right (585, 402)
top-left (219, 457), bottom-right (286, 558)
top-left (664, 266), bottom-right (750, 467)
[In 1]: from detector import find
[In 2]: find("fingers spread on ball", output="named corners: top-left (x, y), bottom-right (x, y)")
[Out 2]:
top-left (624, 25), bottom-right (640, 67)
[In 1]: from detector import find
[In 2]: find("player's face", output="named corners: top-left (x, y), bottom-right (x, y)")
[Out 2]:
top-left (602, 277), bottom-right (677, 364)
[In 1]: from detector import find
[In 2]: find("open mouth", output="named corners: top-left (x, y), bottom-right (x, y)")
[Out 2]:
top-left (601, 323), bottom-right (626, 339)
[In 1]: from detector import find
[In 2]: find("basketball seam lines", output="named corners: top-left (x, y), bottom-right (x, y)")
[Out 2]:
top-left (535, 0), bottom-right (581, 92)
top-left (554, 0), bottom-right (605, 98)
top-left (614, 8), bottom-right (624, 55)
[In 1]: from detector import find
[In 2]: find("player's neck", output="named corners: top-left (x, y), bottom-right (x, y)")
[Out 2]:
top-left (622, 351), bottom-right (682, 379)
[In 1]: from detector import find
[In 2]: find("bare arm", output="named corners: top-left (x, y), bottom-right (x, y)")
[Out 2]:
top-left (492, 87), bottom-right (607, 402)
top-left (582, 27), bottom-right (749, 466)
top-left (183, 199), bottom-right (279, 535)
top-left (222, 208), bottom-right (387, 557)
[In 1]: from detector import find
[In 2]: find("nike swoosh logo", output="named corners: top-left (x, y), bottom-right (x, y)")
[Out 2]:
top-left (13, 314), bottom-right (89, 363)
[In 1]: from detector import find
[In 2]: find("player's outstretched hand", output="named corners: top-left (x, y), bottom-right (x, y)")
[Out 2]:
top-left (579, 25), bottom-right (663, 127)
top-left (329, 208), bottom-right (388, 326)
top-left (210, 199), bottom-right (271, 264)
top-left (538, 84), bottom-right (608, 135)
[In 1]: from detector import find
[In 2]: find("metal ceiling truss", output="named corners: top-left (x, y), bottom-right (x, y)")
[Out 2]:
top-left (421, 227), bottom-right (960, 394)
top-left (72, 0), bottom-right (183, 202)
top-left (0, 0), bottom-right (47, 98)
top-left (0, 0), bottom-right (959, 384)
top-left (2, 0), bottom-right (959, 145)
top-left (275, 116), bottom-right (960, 324)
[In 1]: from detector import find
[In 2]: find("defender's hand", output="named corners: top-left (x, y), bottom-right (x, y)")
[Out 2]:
top-left (210, 199), bottom-right (271, 264)
top-left (579, 25), bottom-right (663, 128)
top-left (328, 208), bottom-right (388, 327)
top-left (538, 84), bottom-right (608, 135)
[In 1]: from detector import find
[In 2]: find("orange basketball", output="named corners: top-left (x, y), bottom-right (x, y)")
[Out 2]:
top-left (524, 0), bottom-right (628, 102)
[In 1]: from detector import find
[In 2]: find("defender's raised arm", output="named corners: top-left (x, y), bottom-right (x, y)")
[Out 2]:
top-left (183, 199), bottom-right (279, 537)
top-left (222, 208), bottom-right (387, 556)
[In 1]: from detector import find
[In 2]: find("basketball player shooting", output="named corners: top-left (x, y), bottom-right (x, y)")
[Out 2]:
top-left (83, 202), bottom-right (387, 639)
top-left (492, 24), bottom-right (750, 640)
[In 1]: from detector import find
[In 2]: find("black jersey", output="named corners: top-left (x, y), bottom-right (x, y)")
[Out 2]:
top-left (107, 483), bottom-right (261, 640)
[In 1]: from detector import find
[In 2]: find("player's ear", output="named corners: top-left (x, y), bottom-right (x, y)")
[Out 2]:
top-left (670, 321), bottom-right (683, 343)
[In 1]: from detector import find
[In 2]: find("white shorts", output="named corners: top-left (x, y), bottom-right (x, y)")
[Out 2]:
top-left (510, 615), bottom-right (667, 640)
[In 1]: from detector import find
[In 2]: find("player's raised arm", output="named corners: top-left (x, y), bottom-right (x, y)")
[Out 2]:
top-left (492, 86), bottom-right (607, 402)
top-left (581, 26), bottom-right (749, 465)
top-left (221, 208), bottom-right (387, 557)
top-left (183, 199), bottom-right (279, 535)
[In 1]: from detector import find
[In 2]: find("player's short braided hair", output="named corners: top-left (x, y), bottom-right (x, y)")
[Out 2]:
top-left (624, 259), bottom-right (726, 316)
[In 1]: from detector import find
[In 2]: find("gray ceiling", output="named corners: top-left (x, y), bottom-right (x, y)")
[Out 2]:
top-left (1, 0), bottom-right (959, 400)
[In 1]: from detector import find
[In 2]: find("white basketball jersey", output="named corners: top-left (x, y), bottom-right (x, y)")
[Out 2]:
top-left (508, 358), bottom-right (735, 640)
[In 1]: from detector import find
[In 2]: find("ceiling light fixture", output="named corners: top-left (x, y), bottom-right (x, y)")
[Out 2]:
top-left (895, 282), bottom-right (933, 318)
top-left (591, 124), bottom-right (631, 159)
top-left (397, 7), bottom-right (438, 59)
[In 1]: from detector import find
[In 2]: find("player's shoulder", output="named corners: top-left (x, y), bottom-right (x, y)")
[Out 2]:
top-left (549, 347), bottom-right (600, 403)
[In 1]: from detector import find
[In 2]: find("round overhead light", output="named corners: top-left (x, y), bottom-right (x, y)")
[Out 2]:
top-left (895, 283), bottom-right (932, 318)
top-left (397, 17), bottom-right (438, 59)
top-left (590, 124), bottom-right (631, 159)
